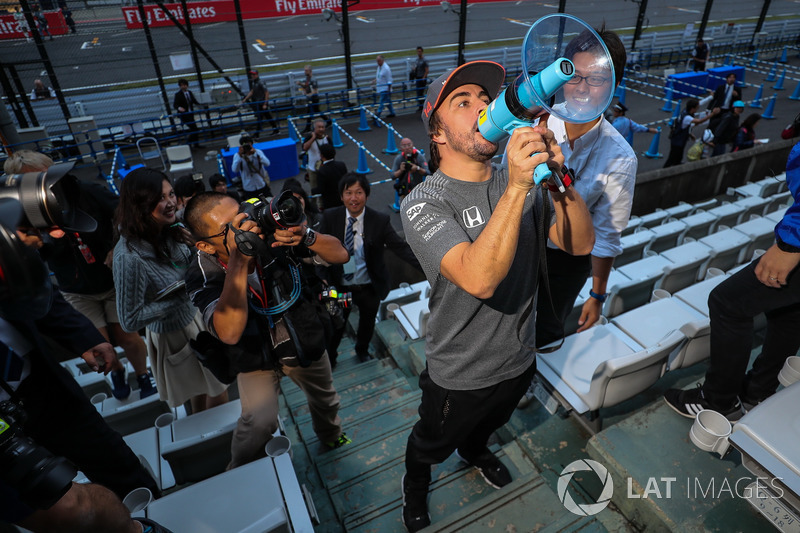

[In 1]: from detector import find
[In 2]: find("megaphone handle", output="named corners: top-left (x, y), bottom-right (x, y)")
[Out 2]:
top-left (533, 161), bottom-right (552, 185)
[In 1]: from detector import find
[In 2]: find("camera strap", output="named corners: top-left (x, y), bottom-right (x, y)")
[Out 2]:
top-left (0, 376), bottom-right (20, 403)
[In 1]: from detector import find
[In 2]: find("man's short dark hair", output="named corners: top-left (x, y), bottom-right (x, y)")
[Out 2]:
top-left (240, 134), bottom-right (253, 146)
top-left (564, 25), bottom-right (626, 88)
top-left (417, 46), bottom-right (423, 52)
top-left (338, 172), bottom-right (371, 197)
top-left (174, 174), bottom-right (202, 198)
top-left (686, 98), bottom-right (700, 112)
top-left (178, 78), bottom-right (189, 86)
top-left (208, 173), bottom-right (226, 189)
top-left (184, 191), bottom-right (230, 237)
top-left (320, 143), bottom-right (336, 160)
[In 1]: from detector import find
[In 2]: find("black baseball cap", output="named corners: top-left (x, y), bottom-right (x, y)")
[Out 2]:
top-left (421, 61), bottom-right (506, 134)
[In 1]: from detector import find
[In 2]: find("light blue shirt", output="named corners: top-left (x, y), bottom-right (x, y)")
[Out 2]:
top-left (612, 116), bottom-right (650, 146)
top-left (375, 63), bottom-right (393, 94)
top-left (343, 209), bottom-right (371, 286)
top-left (232, 148), bottom-right (270, 193)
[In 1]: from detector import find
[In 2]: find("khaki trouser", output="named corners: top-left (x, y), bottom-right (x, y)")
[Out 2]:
top-left (228, 351), bottom-right (342, 468)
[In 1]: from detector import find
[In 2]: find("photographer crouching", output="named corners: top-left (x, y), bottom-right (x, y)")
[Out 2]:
top-left (183, 190), bottom-right (352, 468)
top-left (391, 137), bottom-right (429, 202)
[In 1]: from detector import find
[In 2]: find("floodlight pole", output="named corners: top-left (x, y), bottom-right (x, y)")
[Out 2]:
top-left (457, 0), bottom-right (467, 65)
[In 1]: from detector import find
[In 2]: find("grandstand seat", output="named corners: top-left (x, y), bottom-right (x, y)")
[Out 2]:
top-left (645, 219), bottom-right (687, 254)
top-left (159, 400), bottom-right (242, 485)
top-left (691, 198), bottom-right (718, 212)
top-left (563, 271), bottom-right (631, 336)
top-left (166, 145), bottom-right (195, 176)
top-left (660, 202), bottom-right (694, 219)
top-left (678, 210), bottom-right (718, 243)
top-left (638, 210), bottom-right (670, 229)
top-left (378, 283), bottom-right (422, 320)
top-left (673, 271), bottom-right (730, 316)
top-left (94, 390), bottom-right (172, 436)
top-left (658, 241), bottom-right (713, 293)
top-left (730, 385), bottom-right (800, 523)
top-left (616, 228), bottom-right (655, 267)
top-left (734, 177), bottom-right (783, 198)
top-left (122, 427), bottom-right (176, 491)
top-left (536, 324), bottom-right (684, 420)
top-left (394, 299), bottom-right (430, 340)
top-left (621, 216), bottom-right (642, 237)
top-left (136, 136), bottom-right (165, 170)
top-left (611, 296), bottom-right (709, 371)
top-left (765, 206), bottom-right (790, 223)
top-left (764, 191), bottom-right (792, 214)
top-left (697, 227), bottom-right (753, 277)
top-left (732, 216), bottom-right (777, 260)
top-left (61, 357), bottom-right (111, 398)
top-left (616, 253), bottom-right (673, 283)
top-left (733, 195), bottom-right (771, 222)
top-left (604, 263), bottom-right (666, 318)
top-left (409, 280), bottom-right (432, 299)
top-left (145, 455), bottom-right (314, 532)
top-left (707, 202), bottom-right (746, 232)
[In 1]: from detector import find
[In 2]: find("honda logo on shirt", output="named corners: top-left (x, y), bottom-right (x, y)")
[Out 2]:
top-left (462, 206), bottom-right (485, 228)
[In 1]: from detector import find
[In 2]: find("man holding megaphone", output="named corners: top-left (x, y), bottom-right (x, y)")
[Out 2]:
top-left (399, 61), bottom-right (594, 532)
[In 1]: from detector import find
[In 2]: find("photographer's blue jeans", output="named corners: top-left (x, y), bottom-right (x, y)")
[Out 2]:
top-left (376, 91), bottom-right (395, 118)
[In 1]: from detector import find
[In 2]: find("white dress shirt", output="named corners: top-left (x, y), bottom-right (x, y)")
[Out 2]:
top-left (375, 63), bottom-right (393, 94)
top-left (547, 116), bottom-right (637, 258)
top-left (343, 209), bottom-right (371, 285)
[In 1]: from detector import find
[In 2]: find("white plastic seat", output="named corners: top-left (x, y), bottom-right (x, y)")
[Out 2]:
top-left (733, 195), bottom-right (771, 222)
top-left (227, 134), bottom-right (243, 149)
top-left (96, 391), bottom-right (171, 436)
top-left (661, 202), bottom-right (694, 219)
top-left (136, 136), bottom-right (165, 169)
top-left (159, 399), bottom-right (243, 485)
top-left (604, 265), bottom-right (666, 318)
top-left (765, 205), bottom-right (790, 223)
top-left (409, 280), bottom-right (432, 299)
top-left (673, 271), bottom-right (730, 316)
top-left (166, 145), bottom-right (195, 175)
top-left (707, 203), bottom-right (746, 232)
top-left (730, 385), bottom-right (800, 519)
top-left (734, 178), bottom-right (782, 198)
top-left (611, 296), bottom-right (709, 371)
top-left (537, 325), bottom-right (684, 415)
top-left (616, 228), bottom-right (656, 267)
top-left (394, 299), bottom-right (430, 340)
top-left (123, 427), bottom-right (176, 491)
top-left (379, 284), bottom-right (422, 320)
top-left (645, 219), bottom-right (688, 254)
top-left (658, 241), bottom-right (713, 293)
top-left (146, 456), bottom-right (314, 532)
top-left (616, 254), bottom-right (673, 282)
top-left (691, 198), bottom-right (718, 212)
top-left (678, 210), bottom-right (718, 243)
top-left (764, 191), bottom-right (792, 214)
top-left (563, 271), bottom-right (630, 336)
top-left (732, 216), bottom-right (777, 260)
top-left (697, 227), bottom-right (753, 277)
top-left (638, 210), bottom-right (670, 229)
top-left (621, 216), bottom-right (642, 237)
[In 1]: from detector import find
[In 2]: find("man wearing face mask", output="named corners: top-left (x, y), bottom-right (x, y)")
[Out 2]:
top-left (0, 198), bottom-right (165, 532)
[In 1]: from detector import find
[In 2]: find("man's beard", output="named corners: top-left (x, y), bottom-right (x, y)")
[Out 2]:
top-left (442, 121), bottom-right (498, 162)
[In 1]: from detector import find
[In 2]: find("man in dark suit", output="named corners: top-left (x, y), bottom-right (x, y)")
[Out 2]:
top-left (314, 143), bottom-right (347, 210)
top-left (173, 78), bottom-right (202, 147)
top-left (317, 172), bottom-right (422, 363)
top-left (708, 73), bottom-right (741, 132)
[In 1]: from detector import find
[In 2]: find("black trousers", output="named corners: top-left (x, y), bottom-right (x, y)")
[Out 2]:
top-left (179, 113), bottom-right (199, 145)
top-left (415, 79), bottom-right (427, 108)
top-left (0, 357), bottom-right (159, 522)
top-left (332, 283), bottom-right (380, 358)
top-left (251, 104), bottom-right (278, 132)
top-left (664, 141), bottom-right (687, 168)
top-left (703, 258), bottom-right (800, 406)
top-left (535, 248), bottom-right (592, 348)
top-left (404, 361), bottom-right (537, 487)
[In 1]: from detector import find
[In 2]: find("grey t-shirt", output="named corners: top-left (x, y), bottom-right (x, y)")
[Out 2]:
top-left (400, 165), bottom-right (551, 391)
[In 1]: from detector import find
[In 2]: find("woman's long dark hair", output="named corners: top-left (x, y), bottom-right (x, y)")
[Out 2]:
top-left (115, 168), bottom-right (187, 263)
top-left (741, 113), bottom-right (761, 132)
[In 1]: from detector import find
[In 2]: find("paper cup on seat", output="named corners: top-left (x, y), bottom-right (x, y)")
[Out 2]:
top-left (778, 356), bottom-right (800, 387)
top-left (154, 412), bottom-right (174, 429)
top-left (705, 268), bottom-right (724, 280)
top-left (651, 289), bottom-right (671, 302)
top-left (590, 315), bottom-right (608, 328)
top-left (689, 409), bottom-right (732, 457)
top-left (386, 303), bottom-right (400, 319)
top-left (265, 435), bottom-right (292, 459)
top-left (90, 393), bottom-right (106, 412)
top-left (751, 249), bottom-right (767, 261)
top-left (123, 487), bottom-right (152, 515)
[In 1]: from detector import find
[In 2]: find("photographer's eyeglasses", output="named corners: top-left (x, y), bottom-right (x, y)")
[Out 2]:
top-left (565, 74), bottom-right (610, 87)
top-left (199, 224), bottom-right (230, 250)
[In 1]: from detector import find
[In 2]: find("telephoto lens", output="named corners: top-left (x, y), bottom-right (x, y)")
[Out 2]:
top-left (240, 189), bottom-right (306, 233)
top-left (0, 162), bottom-right (97, 232)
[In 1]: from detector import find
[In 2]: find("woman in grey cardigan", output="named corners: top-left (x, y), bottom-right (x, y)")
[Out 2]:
top-left (113, 168), bottom-right (228, 412)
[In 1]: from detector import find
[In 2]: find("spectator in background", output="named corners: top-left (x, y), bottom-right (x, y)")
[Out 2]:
top-left (14, 7), bottom-right (32, 42)
top-left (733, 113), bottom-right (762, 152)
top-left (241, 70), bottom-right (279, 136)
top-left (33, 7), bottom-right (52, 40)
top-left (3, 151), bottom-right (155, 401)
top-left (411, 46), bottom-right (429, 111)
top-left (209, 173), bottom-right (241, 203)
top-left (610, 102), bottom-right (658, 147)
top-left (302, 119), bottom-right (330, 197)
top-left (297, 65), bottom-right (328, 134)
top-left (712, 100), bottom-right (745, 156)
top-left (664, 98), bottom-right (717, 167)
top-left (113, 168), bottom-right (229, 413)
top-left (174, 174), bottom-right (205, 221)
top-left (58, 0), bottom-right (76, 33)
top-left (391, 137), bottom-right (429, 204)
top-left (314, 143), bottom-right (347, 210)
top-left (30, 79), bottom-right (55, 100)
top-left (373, 55), bottom-right (395, 126)
top-left (708, 73), bottom-right (741, 131)
top-left (692, 38), bottom-right (708, 72)
top-left (232, 134), bottom-right (271, 198)
top-left (173, 78), bottom-right (203, 148)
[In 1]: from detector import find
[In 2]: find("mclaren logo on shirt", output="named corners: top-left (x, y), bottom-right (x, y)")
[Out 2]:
top-left (462, 206), bottom-right (485, 228)
top-left (406, 203), bottom-right (426, 222)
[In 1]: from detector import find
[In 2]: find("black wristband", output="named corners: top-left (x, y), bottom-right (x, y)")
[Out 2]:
top-left (303, 227), bottom-right (317, 247)
top-left (777, 236), bottom-right (800, 253)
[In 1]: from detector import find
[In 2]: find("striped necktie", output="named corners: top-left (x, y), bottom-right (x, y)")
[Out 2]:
top-left (0, 340), bottom-right (23, 383)
top-left (344, 216), bottom-right (356, 281)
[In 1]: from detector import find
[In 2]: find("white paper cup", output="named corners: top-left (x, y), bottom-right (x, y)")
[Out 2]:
top-left (689, 409), bottom-right (732, 457)
top-left (265, 435), bottom-right (292, 459)
top-left (705, 268), bottom-right (725, 280)
top-left (751, 249), bottom-right (767, 261)
top-left (590, 316), bottom-right (608, 328)
top-left (778, 356), bottom-right (800, 387)
top-left (154, 412), bottom-right (174, 429)
top-left (123, 487), bottom-right (152, 514)
top-left (386, 303), bottom-right (400, 320)
top-left (651, 289), bottom-right (671, 302)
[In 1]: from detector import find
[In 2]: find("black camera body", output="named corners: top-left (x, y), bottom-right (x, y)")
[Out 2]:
top-left (402, 160), bottom-right (413, 172)
top-left (232, 190), bottom-right (306, 260)
top-left (0, 400), bottom-right (77, 510)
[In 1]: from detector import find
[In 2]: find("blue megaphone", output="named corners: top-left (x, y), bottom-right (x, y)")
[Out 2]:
top-left (478, 14), bottom-right (615, 187)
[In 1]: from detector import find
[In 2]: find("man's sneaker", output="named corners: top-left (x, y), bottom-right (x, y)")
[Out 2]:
top-left (136, 372), bottom-right (158, 399)
top-left (664, 384), bottom-right (744, 422)
top-left (136, 517), bottom-right (175, 533)
top-left (110, 369), bottom-right (131, 400)
top-left (401, 474), bottom-right (431, 532)
top-left (325, 433), bottom-right (352, 450)
top-left (455, 448), bottom-right (512, 489)
top-left (740, 392), bottom-right (770, 412)
top-left (516, 381), bottom-right (536, 409)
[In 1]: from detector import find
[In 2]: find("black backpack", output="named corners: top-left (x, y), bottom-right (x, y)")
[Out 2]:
top-left (669, 110), bottom-right (691, 146)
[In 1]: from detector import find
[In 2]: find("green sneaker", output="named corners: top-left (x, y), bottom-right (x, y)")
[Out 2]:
top-left (325, 433), bottom-right (352, 450)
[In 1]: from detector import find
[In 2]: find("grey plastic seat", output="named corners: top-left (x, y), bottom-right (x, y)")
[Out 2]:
top-left (673, 271), bottom-right (730, 316)
top-left (697, 227), bottom-right (753, 277)
top-left (734, 177), bottom-right (784, 199)
top-left (658, 241), bottom-right (713, 293)
top-left (660, 202), bottom-right (694, 219)
top-left (638, 210), bottom-right (670, 229)
top-left (765, 205), bottom-right (790, 224)
top-left (764, 191), bottom-right (792, 214)
top-left (691, 198), bottom-right (718, 212)
top-left (604, 261), bottom-right (667, 318)
top-left (679, 210), bottom-right (718, 243)
top-left (146, 456), bottom-right (314, 532)
top-left (730, 385), bottom-right (800, 521)
top-left (166, 145), bottom-right (195, 176)
top-left (732, 216), bottom-right (777, 260)
top-left (645, 219), bottom-right (688, 254)
top-left (621, 216), bottom-right (643, 237)
top-left (733, 195), bottom-right (771, 222)
top-left (616, 228), bottom-right (656, 267)
top-left (707, 203), bottom-right (747, 232)
top-left (537, 325), bottom-right (684, 416)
